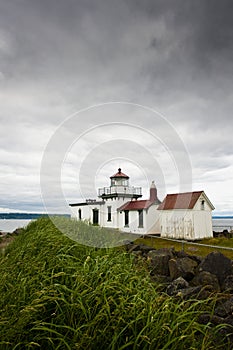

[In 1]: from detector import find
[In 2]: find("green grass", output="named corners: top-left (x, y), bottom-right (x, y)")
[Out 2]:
top-left (135, 236), bottom-right (233, 259)
top-left (0, 217), bottom-right (231, 349)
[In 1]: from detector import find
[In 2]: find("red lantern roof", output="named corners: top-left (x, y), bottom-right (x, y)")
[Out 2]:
top-left (110, 168), bottom-right (129, 179)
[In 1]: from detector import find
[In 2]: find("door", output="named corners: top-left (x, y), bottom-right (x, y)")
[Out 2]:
top-left (93, 209), bottom-right (99, 225)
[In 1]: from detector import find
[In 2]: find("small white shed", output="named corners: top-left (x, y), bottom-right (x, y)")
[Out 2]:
top-left (158, 191), bottom-right (215, 240)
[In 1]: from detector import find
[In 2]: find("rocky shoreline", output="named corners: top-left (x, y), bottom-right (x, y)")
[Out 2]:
top-left (125, 242), bottom-right (233, 341)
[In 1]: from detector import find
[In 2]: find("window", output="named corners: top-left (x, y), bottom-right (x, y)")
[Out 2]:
top-left (201, 200), bottom-right (205, 210)
top-left (124, 210), bottom-right (129, 227)
top-left (138, 210), bottom-right (143, 227)
top-left (107, 206), bottom-right (112, 221)
top-left (78, 209), bottom-right (82, 220)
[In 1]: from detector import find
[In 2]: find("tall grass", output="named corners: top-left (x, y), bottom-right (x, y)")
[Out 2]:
top-left (0, 217), bottom-right (229, 349)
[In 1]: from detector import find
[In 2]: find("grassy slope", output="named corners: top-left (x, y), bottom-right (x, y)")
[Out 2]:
top-left (0, 217), bottom-right (229, 349)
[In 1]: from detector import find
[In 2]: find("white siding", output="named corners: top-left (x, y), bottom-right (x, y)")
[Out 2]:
top-left (120, 210), bottom-right (144, 234)
top-left (146, 204), bottom-right (160, 234)
top-left (160, 210), bottom-right (195, 240)
top-left (193, 211), bottom-right (213, 239)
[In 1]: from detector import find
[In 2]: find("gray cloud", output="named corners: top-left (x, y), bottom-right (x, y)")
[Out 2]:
top-left (0, 0), bottom-right (232, 214)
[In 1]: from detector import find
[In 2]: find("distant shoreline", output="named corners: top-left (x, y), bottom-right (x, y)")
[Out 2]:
top-left (212, 216), bottom-right (233, 219)
top-left (0, 213), bottom-right (70, 220)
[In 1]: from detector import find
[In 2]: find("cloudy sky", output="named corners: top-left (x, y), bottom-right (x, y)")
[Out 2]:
top-left (0, 0), bottom-right (232, 215)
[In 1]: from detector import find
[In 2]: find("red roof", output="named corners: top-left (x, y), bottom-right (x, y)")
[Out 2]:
top-left (158, 191), bottom-right (203, 210)
top-left (110, 168), bottom-right (129, 179)
top-left (118, 200), bottom-right (154, 211)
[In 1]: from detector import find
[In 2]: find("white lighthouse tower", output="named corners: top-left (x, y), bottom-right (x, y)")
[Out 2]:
top-left (98, 168), bottom-right (142, 200)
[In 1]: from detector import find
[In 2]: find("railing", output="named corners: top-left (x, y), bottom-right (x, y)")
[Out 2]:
top-left (98, 186), bottom-right (142, 197)
top-left (141, 234), bottom-right (233, 258)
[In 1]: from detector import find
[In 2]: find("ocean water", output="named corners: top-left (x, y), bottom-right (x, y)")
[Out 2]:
top-left (212, 218), bottom-right (233, 232)
top-left (0, 219), bottom-right (32, 233)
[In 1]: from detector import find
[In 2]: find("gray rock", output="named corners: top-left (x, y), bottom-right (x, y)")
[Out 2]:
top-left (198, 314), bottom-right (225, 325)
top-left (148, 249), bottom-right (173, 276)
top-left (166, 277), bottom-right (189, 296)
top-left (127, 244), bottom-right (141, 253)
top-left (215, 297), bottom-right (233, 318)
top-left (198, 252), bottom-right (233, 286)
top-left (222, 275), bottom-right (233, 292)
top-left (191, 271), bottom-right (220, 292)
top-left (175, 286), bottom-right (202, 299)
top-left (168, 257), bottom-right (198, 281)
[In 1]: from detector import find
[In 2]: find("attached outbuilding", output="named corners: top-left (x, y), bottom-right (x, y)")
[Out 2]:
top-left (117, 181), bottom-right (161, 234)
top-left (158, 191), bottom-right (215, 240)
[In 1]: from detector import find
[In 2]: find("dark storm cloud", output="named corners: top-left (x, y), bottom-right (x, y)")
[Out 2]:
top-left (0, 0), bottom-right (232, 213)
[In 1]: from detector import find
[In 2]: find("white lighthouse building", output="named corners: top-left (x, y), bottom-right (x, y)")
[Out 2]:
top-left (70, 168), bottom-right (214, 239)
top-left (70, 168), bottom-right (161, 234)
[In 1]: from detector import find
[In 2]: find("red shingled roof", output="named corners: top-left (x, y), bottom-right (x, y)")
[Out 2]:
top-left (118, 200), bottom-right (154, 211)
top-left (158, 191), bottom-right (203, 210)
top-left (110, 168), bottom-right (129, 179)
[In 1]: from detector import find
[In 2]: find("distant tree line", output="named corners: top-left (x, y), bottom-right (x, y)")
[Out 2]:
top-left (0, 213), bottom-right (70, 220)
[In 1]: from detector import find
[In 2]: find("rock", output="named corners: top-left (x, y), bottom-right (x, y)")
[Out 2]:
top-left (174, 250), bottom-right (188, 258)
top-left (149, 254), bottom-right (170, 276)
top-left (127, 244), bottom-right (141, 253)
top-left (149, 248), bottom-right (175, 258)
top-left (168, 257), bottom-right (198, 281)
top-left (198, 252), bottom-right (233, 287)
top-left (198, 314), bottom-right (225, 325)
top-left (215, 297), bottom-right (233, 318)
top-left (188, 255), bottom-right (203, 265)
top-left (150, 274), bottom-right (171, 286)
top-left (166, 277), bottom-right (189, 296)
top-left (126, 243), bottom-right (155, 255)
top-left (12, 228), bottom-right (23, 235)
top-left (222, 275), bottom-right (233, 292)
top-left (191, 271), bottom-right (220, 292)
top-left (224, 315), bottom-right (233, 326)
top-left (175, 286), bottom-right (202, 299)
top-left (148, 249), bottom-right (174, 276)
top-left (139, 245), bottom-right (155, 256)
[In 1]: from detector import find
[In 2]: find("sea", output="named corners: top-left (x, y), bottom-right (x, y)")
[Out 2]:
top-left (0, 213), bottom-right (70, 234)
top-left (0, 219), bottom-right (32, 233)
top-left (0, 216), bottom-right (233, 234)
top-left (212, 218), bottom-right (233, 232)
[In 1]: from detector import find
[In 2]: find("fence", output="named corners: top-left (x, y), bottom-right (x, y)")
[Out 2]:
top-left (142, 234), bottom-right (233, 259)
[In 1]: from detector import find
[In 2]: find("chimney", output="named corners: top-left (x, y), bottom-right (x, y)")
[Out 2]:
top-left (150, 181), bottom-right (158, 202)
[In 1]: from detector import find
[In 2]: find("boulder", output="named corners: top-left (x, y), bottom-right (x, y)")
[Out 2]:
top-left (148, 249), bottom-right (174, 276)
top-left (127, 244), bottom-right (141, 253)
top-left (175, 286), bottom-right (202, 299)
top-left (191, 271), bottom-right (220, 292)
top-left (198, 314), bottom-right (225, 326)
top-left (215, 297), bottom-right (233, 318)
top-left (166, 277), bottom-right (189, 296)
top-left (222, 275), bottom-right (233, 292)
top-left (168, 257), bottom-right (198, 281)
top-left (139, 245), bottom-right (156, 256)
top-left (198, 252), bottom-right (233, 287)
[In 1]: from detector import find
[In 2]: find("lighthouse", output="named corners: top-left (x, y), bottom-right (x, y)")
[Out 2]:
top-left (69, 167), bottom-right (214, 239)
top-left (98, 168), bottom-right (142, 200)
